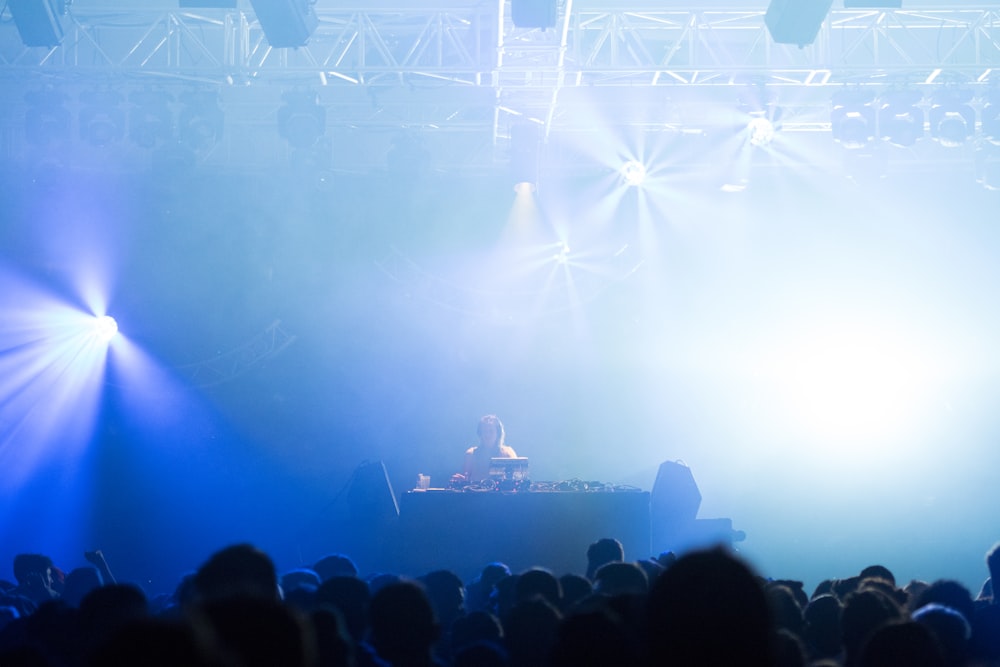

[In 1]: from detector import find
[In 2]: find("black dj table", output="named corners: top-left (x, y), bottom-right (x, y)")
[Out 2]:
top-left (396, 489), bottom-right (651, 579)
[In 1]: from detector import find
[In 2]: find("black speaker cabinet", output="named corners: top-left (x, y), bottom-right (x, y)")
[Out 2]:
top-left (765, 0), bottom-right (834, 47)
top-left (347, 460), bottom-right (400, 524)
top-left (651, 461), bottom-right (702, 525)
top-left (249, 0), bottom-right (319, 48)
top-left (8, 0), bottom-right (64, 47)
top-left (511, 0), bottom-right (557, 29)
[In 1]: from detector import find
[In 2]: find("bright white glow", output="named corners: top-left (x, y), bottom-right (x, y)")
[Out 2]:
top-left (553, 242), bottom-right (571, 264)
top-left (757, 320), bottom-right (944, 451)
top-left (513, 181), bottom-right (536, 195)
top-left (620, 160), bottom-right (647, 186)
top-left (747, 117), bottom-right (776, 147)
top-left (93, 315), bottom-right (119, 343)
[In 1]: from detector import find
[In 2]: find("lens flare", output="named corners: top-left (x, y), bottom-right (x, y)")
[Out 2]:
top-left (93, 315), bottom-right (119, 343)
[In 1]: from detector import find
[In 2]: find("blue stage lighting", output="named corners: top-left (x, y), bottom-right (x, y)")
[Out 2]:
top-left (93, 315), bottom-right (119, 343)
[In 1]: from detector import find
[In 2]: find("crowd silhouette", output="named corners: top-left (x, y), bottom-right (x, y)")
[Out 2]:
top-left (1, 539), bottom-right (999, 666)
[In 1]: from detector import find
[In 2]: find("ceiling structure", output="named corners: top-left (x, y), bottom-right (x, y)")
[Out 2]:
top-left (0, 2), bottom-right (998, 174)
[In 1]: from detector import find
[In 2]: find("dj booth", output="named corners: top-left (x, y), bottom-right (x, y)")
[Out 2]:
top-left (396, 489), bottom-right (651, 579)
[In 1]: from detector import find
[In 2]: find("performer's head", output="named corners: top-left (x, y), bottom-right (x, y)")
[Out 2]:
top-left (477, 414), bottom-right (505, 449)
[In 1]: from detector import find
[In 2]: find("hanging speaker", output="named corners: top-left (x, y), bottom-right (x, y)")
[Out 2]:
top-left (765, 0), bottom-right (834, 48)
top-left (249, 0), bottom-right (319, 48)
top-left (8, 0), bottom-right (65, 47)
top-left (511, 0), bottom-right (557, 29)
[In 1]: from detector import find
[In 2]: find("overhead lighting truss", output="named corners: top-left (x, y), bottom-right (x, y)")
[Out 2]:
top-left (1, 3), bottom-right (998, 171)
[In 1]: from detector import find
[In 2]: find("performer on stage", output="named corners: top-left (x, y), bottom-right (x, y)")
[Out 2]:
top-left (451, 414), bottom-right (518, 485)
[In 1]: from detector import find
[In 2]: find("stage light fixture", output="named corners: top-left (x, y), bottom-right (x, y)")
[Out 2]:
top-left (747, 117), bottom-right (776, 147)
top-left (249, 0), bottom-right (318, 48)
top-left (738, 86), bottom-right (782, 147)
top-left (8, 0), bottom-right (65, 47)
top-left (178, 91), bottom-right (224, 151)
top-left (831, 91), bottom-right (875, 149)
top-left (877, 90), bottom-right (923, 148)
top-left (93, 315), bottom-right (119, 343)
top-left (929, 90), bottom-right (974, 148)
top-left (278, 91), bottom-right (326, 149)
top-left (24, 89), bottom-right (71, 147)
top-left (128, 91), bottom-right (174, 149)
top-left (510, 122), bottom-right (541, 192)
top-left (620, 160), bottom-right (646, 186)
top-left (982, 92), bottom-right (1000, 146)
top-left (79, 91), bottom-right (125, 147)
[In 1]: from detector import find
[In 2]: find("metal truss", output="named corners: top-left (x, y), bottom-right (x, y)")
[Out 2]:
top-left (1, 3), bottom-right (998, 170)
top-left (176, 320), bottom-right (296, 387)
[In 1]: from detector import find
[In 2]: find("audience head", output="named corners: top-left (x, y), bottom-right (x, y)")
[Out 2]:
top-left (840, 587), bottom-right (903, 666)
top-left (987, 542), bottom-right (1000, 582)
top-left (515, 568), bottom-right (562, 607)
top-left (368, 579), bottom-right (440, 665)
top-left (194, 543), bottom-right (279, 603)
top-left (313, 553), bottom-right (358, 582)
top-left (13, 554), bottom-right (55, 586)
top-left (860, 564), bottom-right (896, 587)
top-left (62, 566), bottom-right (103, 608)
top-left (646, 547), bottom-right (773, 667)
top-left (315, 575), bottom-right (370, 642)
top-left (860, 620), bottom-right (945, 667)
top-left (912, 602), bottom-right (971, 667)
top-left (281, 568), bottom-right (321, 595)
top-left (802, 594), bottom-right (843, 660)
top-left (912, 579), bottom-right (975, 626)
top-left (201, 595), bottom-right (316, 667)
top-left (585, 538), bottom-right (624, 581)
top-left (502, 596), bottom-right (562, 667)
top-left (592, 562), bottom-right (648, 597)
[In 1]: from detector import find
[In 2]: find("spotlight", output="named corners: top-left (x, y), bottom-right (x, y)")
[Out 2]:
top-left (878, 90), bottom-right (923, 148)
top-left (92, 315), bottom-right (119, 343)
top-left (982, 92), bottom-right (1000, 146)
top-left (24, 89), bottom-right (71, 146)
top-left (178, 91), bottom-right (224, 152)
top-left (620, 160), bottom-right (646, 186)
top-left (831, 91), bottom-right (875, 150)
top-left (510, 122), bottom-right (541, 192)
top-left (278, 91), bottom-right (326, 149)
top-left (79, 91), bottom-right (126, 147)
top-left (129, 90), bottom-right (174, 149)
top-left (929, 90), bottom-right (975, 148)
top-left (738, 85), bottom-right (782, 147)
top-left (747, 117), bottom-right (776, 147)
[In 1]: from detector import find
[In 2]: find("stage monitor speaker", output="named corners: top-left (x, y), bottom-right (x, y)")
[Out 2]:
top-left (765, 0), bottom-right (834, 48)
top-left (511, 0), bottom-right (557, 29)
top-left (249, 0), bottom-right (319, 48)
top-left (347, 460), bottom-right (400, 524)
top-left (650, 460), bottom-right (701, 526)
top-left (8, 0), bottom-right (65, 47)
